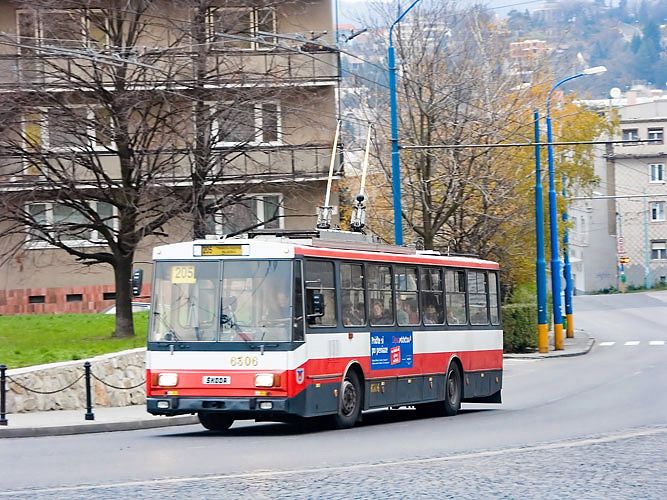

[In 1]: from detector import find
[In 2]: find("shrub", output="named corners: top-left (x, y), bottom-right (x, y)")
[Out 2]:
top-left (502, 303), bottom-right (538, 353)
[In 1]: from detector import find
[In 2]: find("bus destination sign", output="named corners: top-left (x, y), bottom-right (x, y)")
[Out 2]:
top-left (199, 245), bottom-right (244, 256)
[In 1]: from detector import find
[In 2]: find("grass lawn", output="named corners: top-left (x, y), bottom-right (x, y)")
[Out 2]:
top-left (0, 312), bottom-right (149, 369)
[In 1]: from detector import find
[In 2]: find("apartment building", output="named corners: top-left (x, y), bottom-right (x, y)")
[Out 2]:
top-left (572, 89), bottom-right (667, 292)
top-left (613, 98), bottom-right (667, 288)
top-left (0, 0), bottom-right (340, 314)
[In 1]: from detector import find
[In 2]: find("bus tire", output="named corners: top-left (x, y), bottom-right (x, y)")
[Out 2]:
top-left (332, 370), bottom-right (362, 429)
top-left (198, 412), bottom-right (234, 431)
top-left (443, 362), bottom-right (462, 416)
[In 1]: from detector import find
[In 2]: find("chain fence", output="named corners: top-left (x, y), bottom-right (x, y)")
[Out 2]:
top-left (0, 361), bottom-right (146, 426)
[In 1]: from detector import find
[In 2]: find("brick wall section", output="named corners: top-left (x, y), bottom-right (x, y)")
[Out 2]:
top-left (0, 284), bottom-right (151, 315)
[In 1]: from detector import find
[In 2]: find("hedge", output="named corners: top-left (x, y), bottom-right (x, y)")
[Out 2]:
top-left (501, 303), bottom-right (538, 353)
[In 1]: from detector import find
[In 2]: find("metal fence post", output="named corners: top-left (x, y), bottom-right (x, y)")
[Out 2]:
top-left (0, 364), bottom-right (7, 426)
top-left (84, 361), bottom-right (94, 421)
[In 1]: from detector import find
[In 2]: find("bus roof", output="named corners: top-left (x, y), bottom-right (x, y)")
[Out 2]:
top-left (152, 230), bottom-right (499, 270)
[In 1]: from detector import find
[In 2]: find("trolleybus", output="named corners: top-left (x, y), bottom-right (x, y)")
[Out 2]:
top-left (146, 229), bottom-right (503, 431)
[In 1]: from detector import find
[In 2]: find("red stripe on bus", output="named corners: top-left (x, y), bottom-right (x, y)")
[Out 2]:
top-left (294, 246), bottom-right (499, 269)
top-left (147, 349), bottom-right (502, 398)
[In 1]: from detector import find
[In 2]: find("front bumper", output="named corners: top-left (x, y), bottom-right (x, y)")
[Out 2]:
top-left (147, 396), bottom-right (290, 418)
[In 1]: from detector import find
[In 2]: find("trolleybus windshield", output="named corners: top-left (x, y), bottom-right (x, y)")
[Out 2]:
top-left (149, 260), bottom-right (295, 343)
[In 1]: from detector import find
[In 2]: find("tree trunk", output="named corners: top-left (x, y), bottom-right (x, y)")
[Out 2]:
top-left (113, 254), bottom-right (136, 338)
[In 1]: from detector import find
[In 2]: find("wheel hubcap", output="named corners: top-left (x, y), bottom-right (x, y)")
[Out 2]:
top-left (447, 371), bottom-right (459, 405)
top-left (341, 380), bottom-right (357, 416)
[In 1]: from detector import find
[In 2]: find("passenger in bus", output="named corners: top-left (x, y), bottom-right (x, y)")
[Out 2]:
top-left (342, 298), bottom-right (362, 326)
top-left (397, 301), bottom-right (409, 325)
top-left (447, 308), bottom-right (461, 325)
top-left (423, 303), bottom-right (443, 325)
top-left (370, 300), bottom-right (391, 325)
top-left (264, 291), bottom-right (291, 324)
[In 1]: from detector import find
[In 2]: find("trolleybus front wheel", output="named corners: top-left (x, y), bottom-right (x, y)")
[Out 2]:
top-left (198, 412), bottom-right (234, 431)
top-left (332, 370), bottom-right (361, 429)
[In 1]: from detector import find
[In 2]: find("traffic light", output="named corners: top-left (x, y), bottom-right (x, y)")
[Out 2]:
top-left (619, 257), bottom-right (630, 264)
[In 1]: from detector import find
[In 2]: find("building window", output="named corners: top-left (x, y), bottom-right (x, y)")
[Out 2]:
top-left (648, 128), bottom-right (664, 145)
top-left (26, 200), bottom-right (116, 247)
top-left (650, 201), bottom-right (665, 222)
top-left (651, 241), bottom-right (667, 260)
top-left (205, 194), bottom-right (283, 236)
top-left (23, 106), bottom-right (113, 155)
top-left (622, 128), bottom-right (639, 145)
top-left (17, 9), bottom-right (107, 50)
top-left (207, 7), bottom-right (276, 50)
top-left (212, 101), bottom-right (281, 146)
top-left (649, 164), bottom-right (664, 183)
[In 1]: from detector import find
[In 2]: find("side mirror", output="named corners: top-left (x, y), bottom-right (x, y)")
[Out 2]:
top-left (132, 269), bottom-right (143, 297)
top-left (310, 293), bottom-right (325, 317)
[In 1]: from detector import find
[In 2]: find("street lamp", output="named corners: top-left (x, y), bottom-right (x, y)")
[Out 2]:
top-left (546, 65), bottom-right (606, 349)
top-left (534, 109), bottom-right (549, 353)
top-left (388, 0), bottom-right (423, 246)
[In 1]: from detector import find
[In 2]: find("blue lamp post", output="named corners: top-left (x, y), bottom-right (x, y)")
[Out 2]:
top-left (534, 109), bottom-right (549, 353)
top-left (546, 66), bottom-right (606, 350)
top-left (388, 0), bottom-right (423, 246)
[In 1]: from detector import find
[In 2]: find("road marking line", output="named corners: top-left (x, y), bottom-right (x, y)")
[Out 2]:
top-left (599, 342), bottom-right (615, 346)
top-left (2, 427), bottom-right (666, 496)
top-left (624, 341), bottom-right (640, 346)
top-left (649, 341), bottom-right (665, 346)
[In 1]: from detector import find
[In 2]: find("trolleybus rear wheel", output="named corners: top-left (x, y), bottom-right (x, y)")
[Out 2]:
top-left (198, 412), bottom-right (234, 431)
top-left (443, 362), bottom-right (462, 416)
top-left (332, 370), bottom-right (361, 429)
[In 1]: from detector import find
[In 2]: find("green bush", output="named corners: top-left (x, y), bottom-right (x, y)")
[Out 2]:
top-left (502, 303), bottom-right (538, 353)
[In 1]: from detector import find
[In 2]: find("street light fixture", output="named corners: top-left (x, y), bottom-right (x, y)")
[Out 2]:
top-left (546, 65), bottom-right (607, 349)
top-left (388, 0), bottom-right (423, 246)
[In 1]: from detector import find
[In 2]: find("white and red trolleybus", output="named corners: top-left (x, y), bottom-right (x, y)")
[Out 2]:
top-left (146, 229), bottom-right (503, 431)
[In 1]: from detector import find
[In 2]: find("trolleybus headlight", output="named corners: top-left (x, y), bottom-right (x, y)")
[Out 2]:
top-left (255, 373), bottom-right (275, 387)
top-left (158, 373), bottom-right (178, 387)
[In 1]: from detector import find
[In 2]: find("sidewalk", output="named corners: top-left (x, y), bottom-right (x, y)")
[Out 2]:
top-left (0, 405), bottom-right (198, 438)
top-left (1, 332), bottom-right (594, 438)
top-left (503, 329), bottom-right (595, 359)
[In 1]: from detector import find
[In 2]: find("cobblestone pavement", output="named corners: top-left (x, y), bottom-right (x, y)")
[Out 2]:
top-left (5, 427), bottom-right (666, 499)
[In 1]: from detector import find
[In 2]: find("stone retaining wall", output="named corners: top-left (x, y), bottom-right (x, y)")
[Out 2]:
top-left (5, 348), bottom-right (146, 413)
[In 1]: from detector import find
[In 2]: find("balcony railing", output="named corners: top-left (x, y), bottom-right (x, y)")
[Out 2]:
top-left (0, 144), bottom-right (342, 189)
top-left (0, 49), bottom-right (340, 90)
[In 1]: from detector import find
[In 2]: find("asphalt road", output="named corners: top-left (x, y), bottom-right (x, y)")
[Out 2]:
top-left (3, 291), bottom-right (666, 499)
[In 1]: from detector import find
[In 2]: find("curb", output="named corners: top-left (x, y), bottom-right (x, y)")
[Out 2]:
top-left (503, 337), bottom-right (595, 359)
top-left (0, 415), bottom-right (199, 439)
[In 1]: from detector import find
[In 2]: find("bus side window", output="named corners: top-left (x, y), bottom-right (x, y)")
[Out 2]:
top-left (395, 265), bottom-right (419, 326)
top-left (421, 267), bottom-right (444, 325)
top-left (340, 262), bottom-right (366, 326)
top-left (305, 260), bottom-right (337, 326)
top-left (489, 272), bottom-right (500, 325)
top-left (445, 270), bottom-right (467, 325)
top-left (368, 264), bottom-right (393, 326)
top-left (293, 261), bottom-right (304, 340)
top-left (468, 271), bottom-right (489, 325)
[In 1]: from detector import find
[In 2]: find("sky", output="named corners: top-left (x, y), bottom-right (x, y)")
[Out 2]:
top-left (334, 0), bottom-right (548, 25)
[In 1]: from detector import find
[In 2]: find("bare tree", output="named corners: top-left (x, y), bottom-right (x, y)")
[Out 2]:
top-left (0, 0), bottom-right (337, 335)
top-left (349, 1), bottom-right (602, 286)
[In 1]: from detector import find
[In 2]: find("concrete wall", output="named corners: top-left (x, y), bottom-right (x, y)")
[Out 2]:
top-left (5, 348), bottom-right (146, 413)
